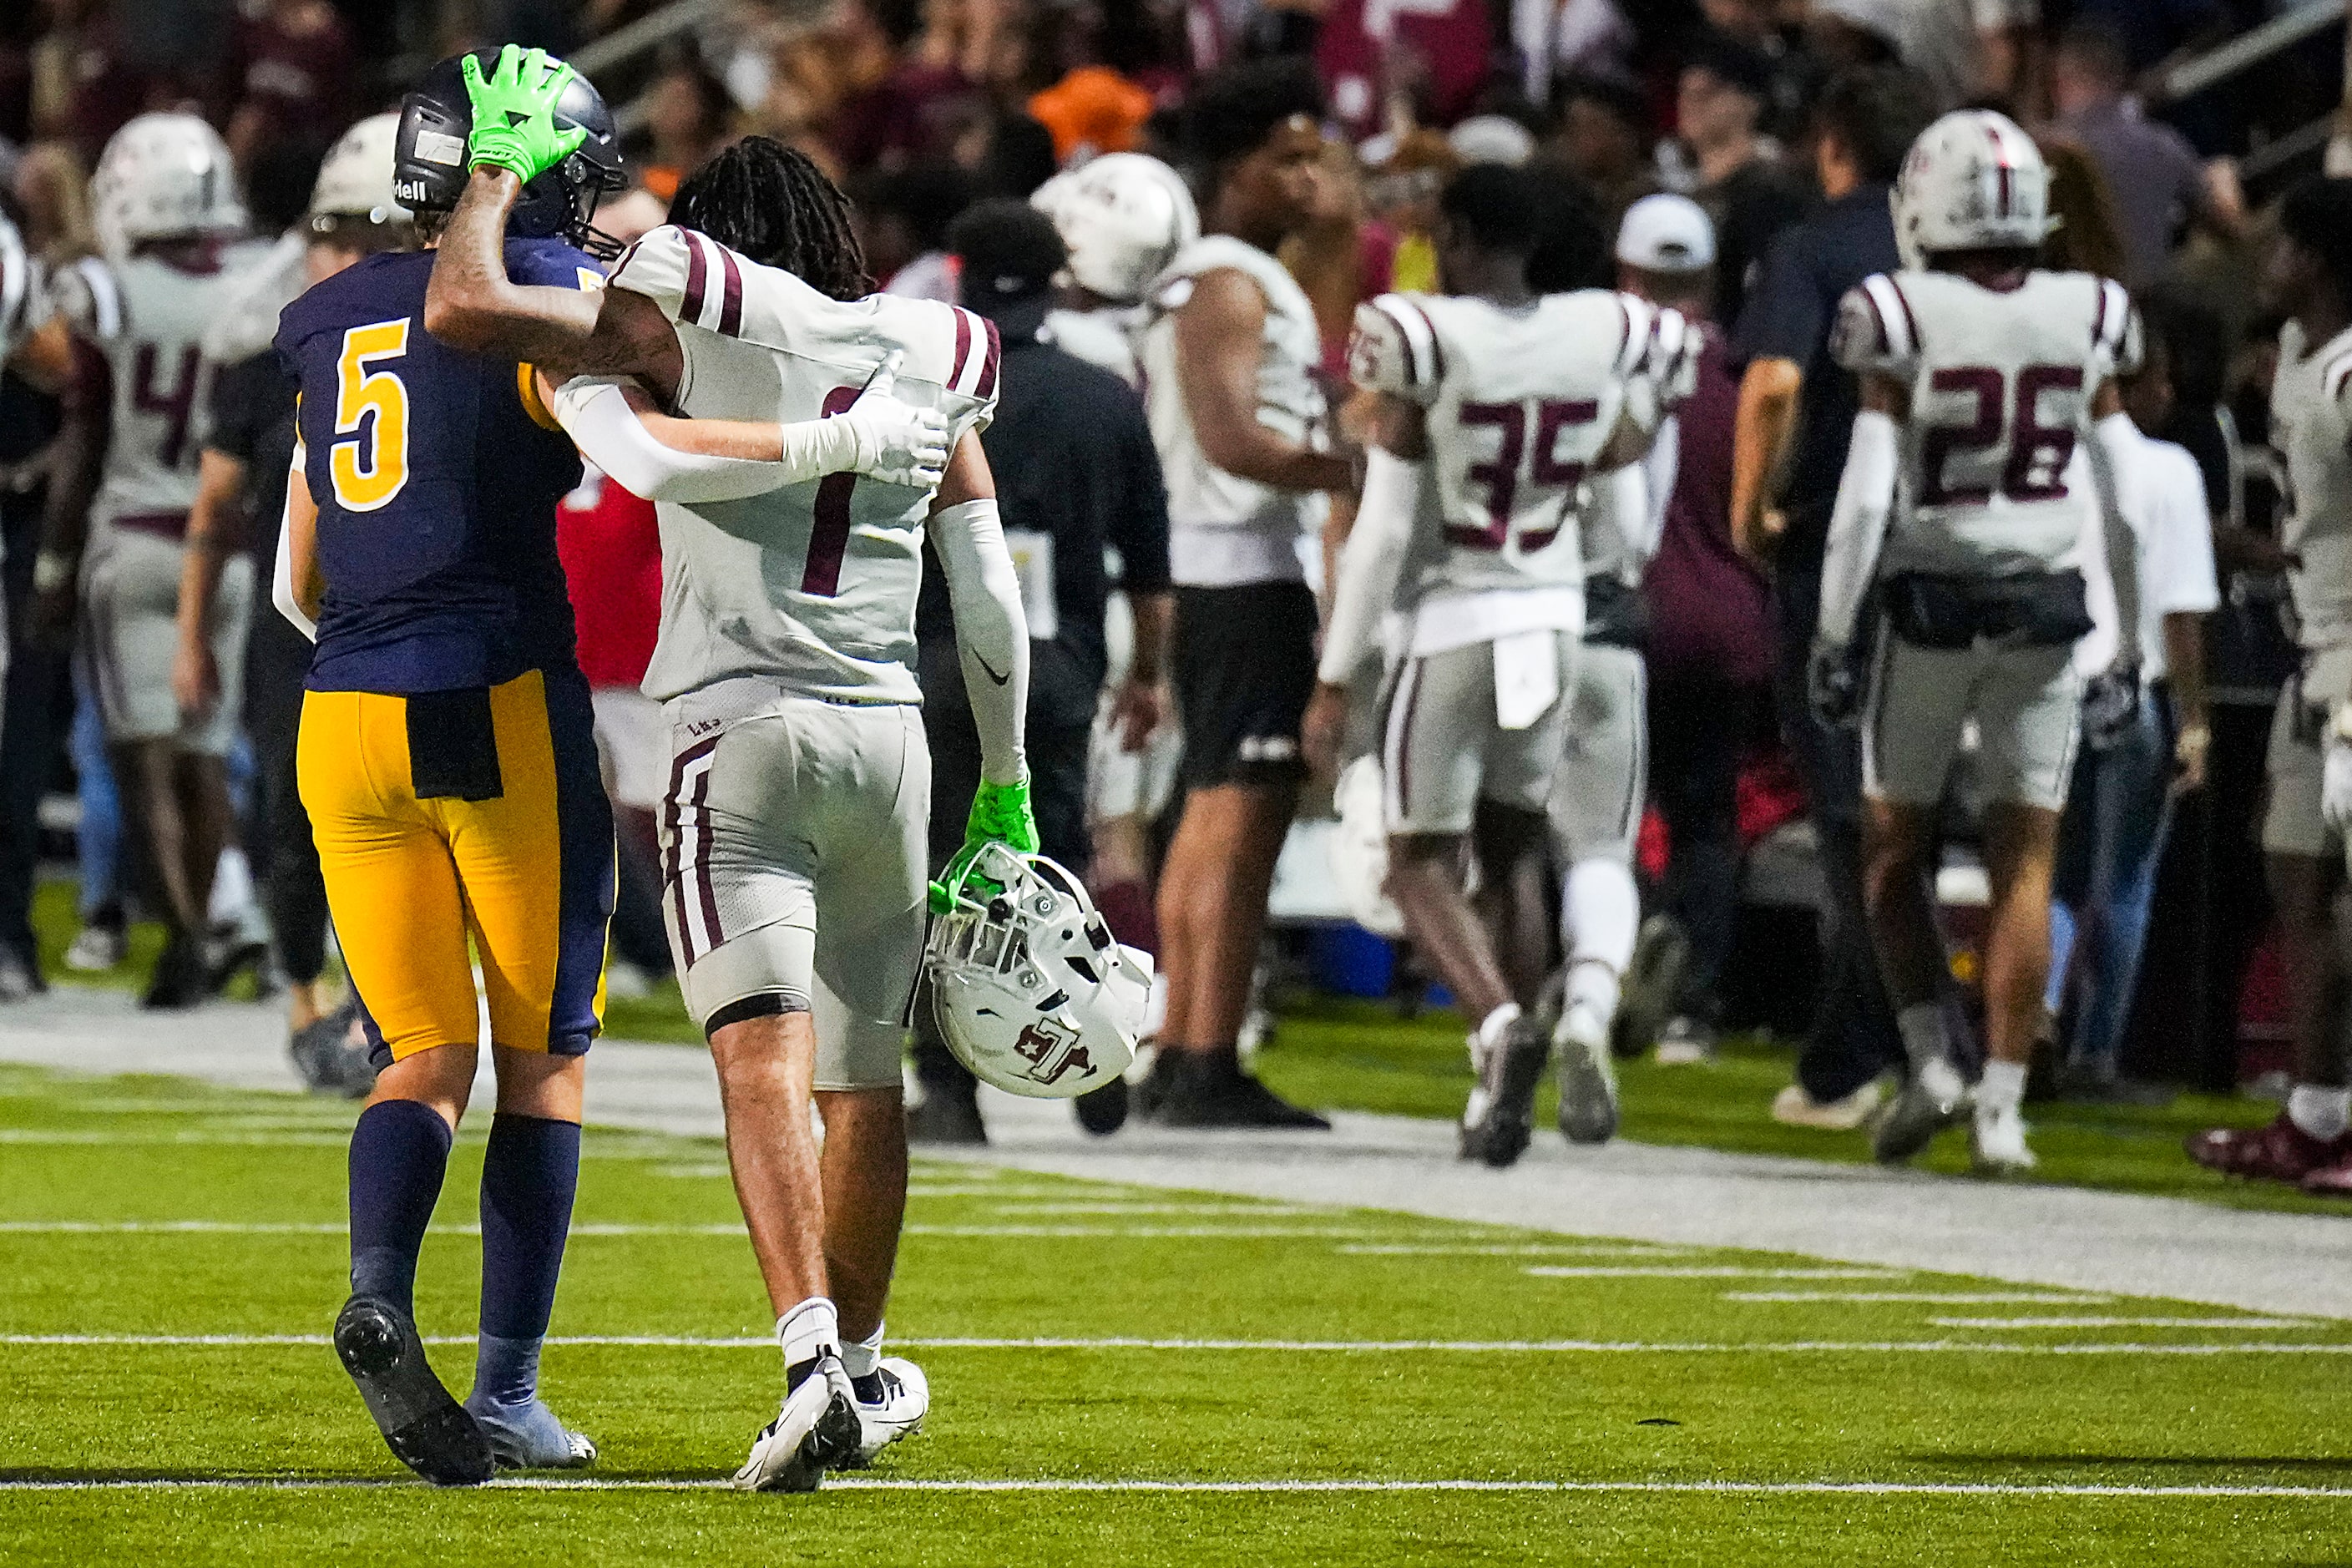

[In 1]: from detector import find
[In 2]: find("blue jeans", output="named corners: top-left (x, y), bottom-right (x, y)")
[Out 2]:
top-left (69, 672), bottom-right (122, 922)
top-left (2046, 691), bottom-right (2172, 1074)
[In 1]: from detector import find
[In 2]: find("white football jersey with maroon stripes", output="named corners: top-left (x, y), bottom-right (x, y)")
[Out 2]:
top-left (1348, 289), bottom-right (1692, 607)
top-left (2271, 317), bottom-right (2352, 651)
top-left (54, 240), bottom-right (273, 549)
top-left (0, 212), bottom-right (45, 377)
top-left (603, 224), bottom-right (1000, 705)
top-left (1831, 266), bottom-right (2138, 579)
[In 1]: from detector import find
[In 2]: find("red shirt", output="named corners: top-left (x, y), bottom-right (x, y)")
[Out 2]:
top-left (554, 464), bottom-right (662, 690)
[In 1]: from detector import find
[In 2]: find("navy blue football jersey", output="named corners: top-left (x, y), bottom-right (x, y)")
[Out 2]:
top-left (278, 238), bottom-right (599, 693)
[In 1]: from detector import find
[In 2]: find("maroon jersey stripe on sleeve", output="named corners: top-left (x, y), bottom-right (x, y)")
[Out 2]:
top-left (682, 233), bottom-right (709, 326)
top-left (948, 307), bottom-right (973, 389)
top-left (716, 245), bottom-right (743, 337)
top-left (975, 315), bottom-right (1002, 399)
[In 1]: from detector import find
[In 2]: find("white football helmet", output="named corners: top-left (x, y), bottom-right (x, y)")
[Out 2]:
top-left (1331, 756), bottom-right (1406, 940)
top-left (1891, 109), bottom-right (2052, 271)
top-left (309, 112), bottom-right (409, 229)
top-left (926, 845), bottom-right (1154, 1099)
top-left (92, 113), bottom-right (245, 258)
top-left (1032, 153), bottom-right (1199, 305)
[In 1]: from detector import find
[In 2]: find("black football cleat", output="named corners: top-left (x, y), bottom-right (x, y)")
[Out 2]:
top-left (1072, 1075), bottom-right (1130, 1136)
top-left (333, 1294), bottom-right (494, 1485)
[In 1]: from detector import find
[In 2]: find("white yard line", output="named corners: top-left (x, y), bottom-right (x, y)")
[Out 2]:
top-left (1339, 1244), bottom-right (1689, 1257)
top-left (1525, 1266), bottom-right (1908, 1280)
top-left (0, 1220), bottom-right (1445, 1242)
top-left (8, 1333), bottom-right (2350, 1355)
top-left (1927, 1316), bottom-right (2316, 1331)
top-left (0, 1476), bottom-right (2342, 1500)
top-left (1727, 1292), bottom-right (2112, 1304)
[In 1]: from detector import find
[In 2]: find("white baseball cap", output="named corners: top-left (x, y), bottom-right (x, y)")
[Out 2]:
top-left (1615, 192), bottom-right (1716, 272)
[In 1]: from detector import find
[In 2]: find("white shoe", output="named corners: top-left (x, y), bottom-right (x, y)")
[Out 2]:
top-left (1971, 1105), bottom-right (2038, 1176)
top-left (734, 1351), bottom-right (862, 1493)
top-left (1554, 1003), bottom-right (1619, 1146)
top-left (851, 1357), bottom-right (928, 1464)
top-left (63, 925), bottom-right (126, 973)
top-left (1771, 1080), bottom-right (1886, 1131)
top-left (1651, 1016), bottom-right (1717, 1065)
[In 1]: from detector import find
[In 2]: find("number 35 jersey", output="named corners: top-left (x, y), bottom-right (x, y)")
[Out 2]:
top-left (1349, 290), bottom-right (1692, 620)
top-left (1831, 267), bottom-right (2139, 579)
top-left (599, 225), bottom-right (999, 707)
top-left (278, 238), bottom-right (599, 693)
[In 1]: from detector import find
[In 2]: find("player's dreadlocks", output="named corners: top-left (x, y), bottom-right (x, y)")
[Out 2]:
top-left (671, 135), bottom-right (873, 301)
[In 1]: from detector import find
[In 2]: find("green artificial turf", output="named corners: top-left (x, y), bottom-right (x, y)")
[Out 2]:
top-left (0, 1064), bottom-right (2344, 1564)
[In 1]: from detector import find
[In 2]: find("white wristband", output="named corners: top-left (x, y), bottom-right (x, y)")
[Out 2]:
top-left (33, 551), bottom-right (73, 594)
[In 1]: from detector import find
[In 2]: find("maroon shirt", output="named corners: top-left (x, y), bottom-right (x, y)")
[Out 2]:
top-left (231, 9), bottom-right (353, 147)
top-left (1643, 326), bottom-right (1773, 688)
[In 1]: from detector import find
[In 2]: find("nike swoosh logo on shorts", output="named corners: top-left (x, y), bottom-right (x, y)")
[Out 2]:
top-left (973, 650), bottom-right (1009, 686)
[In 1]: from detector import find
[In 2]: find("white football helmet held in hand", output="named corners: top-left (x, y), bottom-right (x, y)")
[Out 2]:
top-left (1032, 153), bottom-right (1199, 305)
top-left (927, 845), bottom-right (1153, 1099)
top-left (1331, 756), bottom-right (1406, 939)
top-left (94, 113), bottom-right (246, 259)
top-left (1890, 109), bottom-right (2052, 271)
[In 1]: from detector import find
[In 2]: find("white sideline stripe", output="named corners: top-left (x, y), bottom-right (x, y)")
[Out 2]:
top-left (1728, 1292), bottom-right (2112, 1305)
top-left (1526, 1267), bottom-right (1907, 1280)
top-left (902, 1226), bottom-right (1440, 1238)
top-left (1342, 1245), bottom-right (1690, 1257)
top-left (0, 1222), bottom-right (1436, 1242)
top-left (0, 1477), bottom-right (2344, 1500)
top-left (1930, 1317), bottom-right (2317, 1331)
top-left (987, 1203), bottom-right (1317, 1216)
top-left (11, 1333), bottom-right (2352, 1356)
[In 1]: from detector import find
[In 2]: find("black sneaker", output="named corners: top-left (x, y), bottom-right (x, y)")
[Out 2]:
top-left (906, 1092), bottom-right (988, 1146)
top-left (333, 1294), bottom-right (493, 1485)
top-left (1611, 916), bottom-right (1689, 1059)
top-left (291, 1001), bottom-right (377, 1098)
top-left (1072, 1075), bottom-right (1130, 1136)
top-left (1459, 1016), bottom-right (1549, 1167)
top-left (1156, 1053), bottom-right (1330, 1130)
top-left (1133, 1047), bottom-right (1184, 1123)
top-left (140, 930), bottom-right (209, 1010)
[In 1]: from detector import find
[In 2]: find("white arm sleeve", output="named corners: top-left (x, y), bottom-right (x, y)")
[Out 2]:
top-left (1817, 408), bottom-right (1899, 648)
top-left (272, 443), bottom-right (316, 643)
top-left (551, 377), bottom-right (862, 503)
top-left (2087, 411), bottom-right (2142, 672)
top-left (1318, 448), bottom-right (1422, 685)
top-left (931, 497), bottom-right (1029, 785)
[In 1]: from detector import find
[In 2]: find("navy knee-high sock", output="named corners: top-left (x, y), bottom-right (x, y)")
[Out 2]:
top-left (473, 1113), bottom-right (581, 1405)
top-left (347, 1100), bottom-right (455, 1316)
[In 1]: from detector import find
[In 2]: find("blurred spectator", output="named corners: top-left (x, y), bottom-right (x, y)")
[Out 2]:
top-left (635, 53), bottom-right (733, 202)
top-left (809, 0), bottom-right (984, 173)
top-left (1731, 65), bottom-right (1934, 1127)
top-left (28, 0), bottom-right (157, 158)
top-left (13, 140), bottom-right (97, 260)
top-left (1675, 28), bottom-right (1811, 329)
top-left (1282, 136), bottom-right (1393, 375)
top-left (1363, 129), bottom-right (1457, 295)
top-left (854, 162), bottom-right (971, 300)
top-left (2038, 134), bottom-right (2130, 282)
top-left (1317, 0), bottom-right (1491, 141)
top-left (1811, 0), bottom-right (2040, 110)
top-left (1546, 71), bottom-right (1655, 219)
top-left (1514, 0), bottom-right (1635, 104)
top-left (2050, 18), bottom-right (2239, 286)
top-left (1621, 193), bottom-right (1773, 1060)
top-left (1696, 0), bottom-right (1822, 139)
top-left (224, 0), bottom-right (354, 173)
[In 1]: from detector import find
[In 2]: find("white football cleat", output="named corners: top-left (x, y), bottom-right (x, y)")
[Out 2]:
top-left (1970, 1105), bottom-right (2038, 1176)
top-left (733, 1351), bottom-right (862, 1493)
top-left (850, 1357), bottom-right (929, 1464)
top-left (1554, 1003), bottom-right (1619, 1146)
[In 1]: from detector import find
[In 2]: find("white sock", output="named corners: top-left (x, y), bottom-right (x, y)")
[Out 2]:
top-left (840, 1320), bottom-right (883, 1380)
top-left (1565, 959), bottom-right (1620, 1026)
top-left (776, 1297), bottom-right (840, 1370)
top-left (2288, 1085), bottom-right (2352, 1142)
top-left (1564, 859), bottom-right (1639, 974)
top-left (1475, 1003), bottom-right (1522, 1053)
top-left (1977, 1060), bottom-right (2027, 1116)
top-left (1896, 1003), bottom-right (1950, 1071)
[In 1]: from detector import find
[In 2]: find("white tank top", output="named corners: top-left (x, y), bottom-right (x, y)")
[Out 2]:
top-left (1138, 235), bottom-right (1328, 585)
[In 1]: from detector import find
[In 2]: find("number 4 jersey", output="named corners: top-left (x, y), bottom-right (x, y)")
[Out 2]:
top-left (599, 224), bottom-right (999, 706)
top-left (278, 237), bottom-right (600, 693)
top-left (1349, 289), bottom-right (1692, 647)
top-left (1830, 267), bottom-right (2139, 579)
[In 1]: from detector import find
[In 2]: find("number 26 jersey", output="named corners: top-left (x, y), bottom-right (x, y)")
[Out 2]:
top-left (1831, 267), bottom-right (2139, 579)
top-left (277, 237), bottom-right (599, 694)
top-left (598, 225), bottom-right (999, 707)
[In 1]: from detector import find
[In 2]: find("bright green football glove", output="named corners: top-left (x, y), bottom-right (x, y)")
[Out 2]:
top-left (461, 44), bottom-right (588, 185)
top-left (928, 777), bottom-right (1039, 914)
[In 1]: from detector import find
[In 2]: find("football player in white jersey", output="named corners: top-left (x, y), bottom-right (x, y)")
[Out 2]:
top-left (2188, 177), bottom-right (2352, 1194)
top-left (1307, 165), bottom-right (1686, 1167)
top-left (429, 118), bottom-right (1026, 1488)
top-left (1030, 150), bottom-right (1197, 385)
top-left (30, 114), bottom-right (275, 1008)
top-left (1808, 111), bottom-right (2143, 1174)
top-left (1138, 58), bottom-right (1354, 1128)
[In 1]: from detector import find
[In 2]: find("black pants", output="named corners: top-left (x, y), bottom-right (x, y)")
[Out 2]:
top-left (1774, 555), bottom-right (1902, 1100)
top-left (1648, 670), bottom-right (1763, 1029)
top-left (911, 638), bottom-right (1094, 1100)
top-left (243, 615), bottom-right (330, 986)
top-left (0, 478), bottom-right (68, 975)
